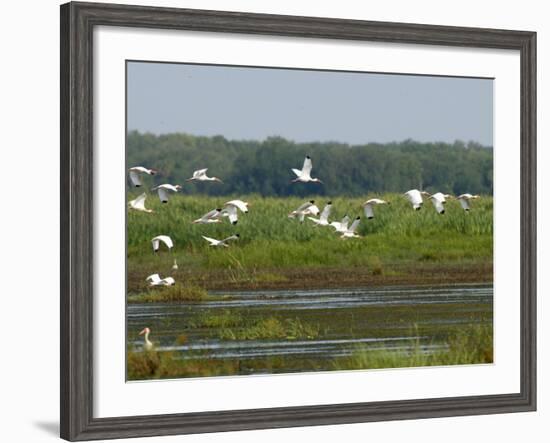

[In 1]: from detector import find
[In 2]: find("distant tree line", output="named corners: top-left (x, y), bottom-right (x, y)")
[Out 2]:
top-left (127, 131), bottom-right (493, 197)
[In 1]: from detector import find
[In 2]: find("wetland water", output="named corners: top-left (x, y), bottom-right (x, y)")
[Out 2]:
top-left (128, 283), bottom-right (493, 376)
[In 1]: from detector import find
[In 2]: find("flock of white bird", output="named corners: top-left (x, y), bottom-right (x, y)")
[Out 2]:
top-left (128, 155), bottom-right (480, 289)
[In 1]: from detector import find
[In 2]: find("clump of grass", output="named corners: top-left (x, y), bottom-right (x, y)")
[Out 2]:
top-left (253, 272), bottom-right (289, 283)
top-left (333, 323), bottom-right (493, 371)
top-left (368, 256), bottom-right (384, 275)
top-left (218, 316), bottom-right (320, 340)
top-left (190, 310), bottom-right (243, 329)
top-left (127, 351), bottom-right (241, 380)
top-left (127, 350), bottom-right (161, 379)
top-left (128, 284), bottom-right (207, 303)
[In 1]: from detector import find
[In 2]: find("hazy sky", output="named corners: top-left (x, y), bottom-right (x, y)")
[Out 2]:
top-left (127, 61), bottom-right (493, 146)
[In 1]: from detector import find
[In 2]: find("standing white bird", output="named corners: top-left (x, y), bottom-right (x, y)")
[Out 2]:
top-left (403, 189), bottom-right (430, 210)
top-left (308, 201), bottom-right (332, 226)
top-left (138, 327), bottom-right (154, 351)
top-left (151, 235), bottom-right (174, 253)
top-left (330, 215), bottom-right (351, 233)
top-left (221, 200), bottom-right (249, 225)
top-left (288, 200), bottom-right (320, 222)
top-left (202, 234), bottom-right (240, 247)
top-left (457, 193), bottom-right (480, 211)
top-left (172, 259), bottom-right (178, 270)
top-left (151, 184), bottom-right (181, 203)
top-left (291, 156), bottom-right (323, 184)
top-left (128, 193), bottom-right (153, 213)
top-left (128, 166), bottom-right (157, 187)
top-left (428, 192), bottom-right (453, 215)
top-left (362, 198), bottom-right (389, 219)
top-left (193, 208), bottom-right (223, 224)
top-left (186, 168), bottom-right (223, 183)
top-left (146, 273), bottom-right (175, 286)
top-left (340, 216), bottom-right (362, 239)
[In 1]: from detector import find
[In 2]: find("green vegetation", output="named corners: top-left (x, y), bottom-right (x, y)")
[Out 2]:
top-left (127, 323), bottom-right (493, 380)
top-left (128, 132), bottom-right (493, 197)
top-left (127, 284), bottom-right (207, 303)
top-left (334, 324), bottom-right (493, 370)
top-left (127, 193), bottom-right (493, 291)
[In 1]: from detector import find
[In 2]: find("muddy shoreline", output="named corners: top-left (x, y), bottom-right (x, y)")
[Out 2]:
top-left (128, 261), bottom-right (493, 295)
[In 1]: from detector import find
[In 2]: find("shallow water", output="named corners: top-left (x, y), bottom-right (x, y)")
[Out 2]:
top-left (127, 283), bottom-right (492, 375)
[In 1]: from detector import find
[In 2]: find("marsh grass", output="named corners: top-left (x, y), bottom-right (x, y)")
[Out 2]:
top-left (189, 311), bottom-right (321, 340)
top-left (128, 284), bottom-right (207, 303)
top-left (127, 323), bottom-right (493, 380)
top-left (333, 323), bottom-right (493, 371)
top-left (127, 193), bottom-right (493, 291)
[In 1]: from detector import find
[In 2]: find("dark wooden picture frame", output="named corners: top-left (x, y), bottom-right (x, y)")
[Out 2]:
top-left (60, 1), bottom-right (536, 440)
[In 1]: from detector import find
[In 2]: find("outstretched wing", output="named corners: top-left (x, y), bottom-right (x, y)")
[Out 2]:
top-left (151, 238), bottom-right (159, 252)
top-left (146, 273), bottom-right (161, 284)
top-left (295, 201), bottom-right (313, 212)
top-left (158, 188), bottom-right (170, 203)
top-left (302, 156), bottom-right (313, 175)
top-left (320, 203), bottom-right (332, 223)
top-left (203, 209), bottom-right (222, 220)
top-left (158, 235), bottom-right (173, 249)
top-left (129, 193), bottom-right (147, 210)
top-left (225, 200), bottom-right (248, 213)
top-left (291, 168), bottom-right (302, 177)
top-left (348, 218), bottom-right (361, 233)
top-left (201, 236), bottom-right (218, 245)
top-left (129, 170), bottom-right (142, 187)
top-left (432, 199), bottom-right (445, 214)
top-left (459, 198), bottom-right (470, 211)
top-left (222, 205), bottom-right (238, 224)
top-left (341, 215), bottom-right (350, 231)
top-left (193, 168), bottom-right (208, 178)
top-left (364, 204), bottom-right (374, 219)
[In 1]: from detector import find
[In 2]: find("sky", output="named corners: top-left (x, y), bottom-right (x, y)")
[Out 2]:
top-left (127, 61), bottom-right (493, 146)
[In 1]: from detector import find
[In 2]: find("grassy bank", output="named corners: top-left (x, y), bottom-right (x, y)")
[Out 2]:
top-left (127, 193), bottom-right (493, 292)
top-left (127, 323), bottom-right (493, 380)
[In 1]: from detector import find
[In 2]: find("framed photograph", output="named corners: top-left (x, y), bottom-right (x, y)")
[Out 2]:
top-left (60, 1), bottom-right (536, 440)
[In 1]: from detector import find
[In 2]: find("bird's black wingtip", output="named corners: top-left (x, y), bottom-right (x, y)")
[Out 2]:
top-left (367, 216), bottom-right (374, 220)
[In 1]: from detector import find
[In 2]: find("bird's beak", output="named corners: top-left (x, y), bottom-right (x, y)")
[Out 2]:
top-left (138, 329), bottom-right (146, 336)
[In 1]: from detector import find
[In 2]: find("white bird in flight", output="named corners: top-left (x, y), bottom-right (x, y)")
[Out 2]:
top-left (187, 168), bottom-right (223, 183)
top-left (146, 273), bottom-right (175, 286)
top-left (151, 235), bottom-right (174, 253)
top-left (289, 200), bottom-right (320, 222)
top-left (428, 192), bottom-right (453, 215)
top-left (363, 198), bottom-right (389, 219)
top-left (457, 193), bottom-right (480, 211)
top-left (403, 189), bottom-right (430, 210)
top-left (128, 166), bottom-right (157, 187)
top-left (128, 193), bottom-right (153, 213)
top-left (291, 156), bottom-right (323, 184)
top-left (138, 327), bottom-right (154, 351)
top-left (330, 215), bottom-right (351, 233)
top-left (308, 201), bottom-right (332, 226)
top-left (151, 184), bottom-right (181, 203)
top-left (202, 234), bottom-right (240, 247)
top-left (221, 200), bottom-right (249, 225)
top-left (193, 208), bottom-right (223, 224)
top-left (340, 216), bottom-right (361, 239)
